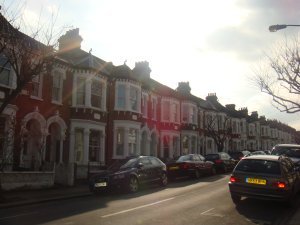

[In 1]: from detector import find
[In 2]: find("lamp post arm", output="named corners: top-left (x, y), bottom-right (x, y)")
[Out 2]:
top-left (269, 24), bottom-right (300, 32)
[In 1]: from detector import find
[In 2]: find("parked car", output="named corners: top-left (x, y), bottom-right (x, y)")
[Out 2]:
top-left (204, 152), bottom-right (236, 172)
top-left (229, 151), bottom-right (251, 161)
top-left (229, 155), bottom-right (300, 206)
top-left (271, 144), bottom-right (300, 165)
top-left (166, 154), bottom-right (216, 179)
top-left (89, 156), bottom-right (168, 193)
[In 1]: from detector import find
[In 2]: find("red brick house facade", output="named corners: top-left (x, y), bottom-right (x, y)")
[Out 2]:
top-left (0, 26), bottom-right (297, 187)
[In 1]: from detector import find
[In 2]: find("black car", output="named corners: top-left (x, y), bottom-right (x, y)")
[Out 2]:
top-left (89, 156), bottom-right (168, 193)
top-left (166, 154), bottom-right (216, 179)
top-left (229, 155), bottom-right (300, 206)
top-left (271, 144), bottom-right (300, 165)
top-left (205, 152), bottom-right (236, 172)
top-left (229, 151), bottom-right (251, 161)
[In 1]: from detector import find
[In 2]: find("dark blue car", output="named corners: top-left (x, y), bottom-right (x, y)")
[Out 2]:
top-left (89, 156), bottom-right (168, 193)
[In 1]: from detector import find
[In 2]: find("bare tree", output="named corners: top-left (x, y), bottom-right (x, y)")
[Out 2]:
top-left (0, 113), bottom-right (15, 171)
top-left (254, 36), bottom-right (300, 113)
top-left (205, 114), bottom-right (233, 152)
top-left (0, 3), bottom-right (68, 114)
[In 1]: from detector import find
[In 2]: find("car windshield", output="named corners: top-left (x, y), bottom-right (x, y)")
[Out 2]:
top-left (108, 158), bottom-right (139, 171)
top-left (272, 147), bottom-right (300, 158)
top-left (205, 154), bottom-right (219, 160)
top-left (177, 155), bottom-right (191, 162)
top-left (229, 152), bottom-right (243, 160)
top-left (235, 159), bottom-right (281, 175)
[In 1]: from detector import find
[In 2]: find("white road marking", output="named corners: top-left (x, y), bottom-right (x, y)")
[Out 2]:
top-left (0, 211), bottom-right (38, 220)
top-left (101, 197), bottom-right (175, 218)
top-left (201, 208), bottom-right (224, 218)
top-left (201, 208), bottom-right (215, 215)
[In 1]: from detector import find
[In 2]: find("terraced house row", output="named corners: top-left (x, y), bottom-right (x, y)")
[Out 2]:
top-left (0, 25), bottom-right (297, 187)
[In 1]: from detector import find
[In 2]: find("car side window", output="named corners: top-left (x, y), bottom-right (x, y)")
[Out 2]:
top-left (139, 157), bottom-right (152, 167)
top-left (221, 153), bottom-right (229, 160)
top-left (199, 155), bottom-right (205, 161)
top-left (149, 157), bottom-right (161, 166)
top-left (193, 155), bottom-right (201, 161)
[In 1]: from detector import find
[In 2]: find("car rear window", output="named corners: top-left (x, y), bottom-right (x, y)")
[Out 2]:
top-left (235, 159), bottom-right (281, 175)
top-left (205, 154), bottom-right (219, 160)
top-left (177, 155), bottom-right (192, 162)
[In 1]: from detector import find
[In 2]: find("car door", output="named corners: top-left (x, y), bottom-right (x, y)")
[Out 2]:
top-left (193, 154), bottom-right (203, 172)
top-left (199, 154), bottom-right (211, 173)
top-left (149, 157), bottom-right (164, 182)
top-left (137, 157), bottom-right (153, 184)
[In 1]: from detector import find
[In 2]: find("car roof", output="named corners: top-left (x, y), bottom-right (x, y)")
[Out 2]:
top-left (274, 144), bottom-right (300, 148)
top-left (243, 155), bottom-right (280, 161)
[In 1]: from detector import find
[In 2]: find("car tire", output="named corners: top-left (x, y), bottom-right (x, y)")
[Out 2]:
top-left (160, 172), bottom-right (168, 187)
top-left (223, 165), bottom-right (228, 173)
top-left (231, 195), bottom-right (241, 205)
top-left (128, 176), bottom-right (139, 193)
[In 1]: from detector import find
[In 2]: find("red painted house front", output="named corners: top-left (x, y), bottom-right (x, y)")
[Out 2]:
top-left (0, 22), bottom-right (296, 189)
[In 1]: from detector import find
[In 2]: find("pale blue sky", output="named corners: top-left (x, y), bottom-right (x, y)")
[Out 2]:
top-left (2, 0), bottom-right (300, 130)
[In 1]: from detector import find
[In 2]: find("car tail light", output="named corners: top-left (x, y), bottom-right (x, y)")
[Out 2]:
top-left (273, 181), bottom-right (286, 189)
top-left (182, 163), bottom-right (190, 169)
top-left (215, 159), bottom-right (223, 164)
top-left (230, 176), bottom-right (238, 183)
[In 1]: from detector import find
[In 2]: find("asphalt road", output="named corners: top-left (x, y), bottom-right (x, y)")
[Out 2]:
top-left (0, 174), bottom-right (296, 225)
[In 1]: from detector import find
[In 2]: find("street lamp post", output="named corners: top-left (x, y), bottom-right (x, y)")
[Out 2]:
top-left (269, 24), bottom-right (300, 32)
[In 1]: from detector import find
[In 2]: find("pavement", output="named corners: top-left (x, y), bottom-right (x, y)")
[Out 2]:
top-left (0, 183), bottom-right (92, 209)
top-left (0, 184), bottom-right (300, 225)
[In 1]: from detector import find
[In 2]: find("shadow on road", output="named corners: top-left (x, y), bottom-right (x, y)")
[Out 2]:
top-left (234, 196), bottom-right (300, 225)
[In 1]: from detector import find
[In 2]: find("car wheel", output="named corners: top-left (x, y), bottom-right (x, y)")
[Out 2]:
top-left (160, 173), bottom-right (168, 187)
top-left (128, 176), bottom-right (139, 193)
top-left (195, 169), bottom-right (201, 179)
top-left (211, 166), bottom-right (217, 176)
top-left (231, 195), bottom-right (241, 205)
top-left (223, 165), bottom-right (228, 173)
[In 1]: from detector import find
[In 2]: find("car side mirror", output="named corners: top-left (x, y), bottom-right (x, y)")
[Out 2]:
top-left (137, 163), bottom-right (144, 169)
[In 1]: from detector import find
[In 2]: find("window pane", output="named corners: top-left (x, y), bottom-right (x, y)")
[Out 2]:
top-left (152, 98), bottom-right (157, 120)
top-left (117, 84), bottom-right (126, 108)
top-left (128, 128), bottom-right (137, 155)
top-left (52, 72), bottom-right (61, 102)
top-left (89, 130), bottom-right (101, 161)
top-left (76, 78), bottom-right (85, 105)
top-left (130, 87), bottom-right (138, 111)
top-left (91, 80), bottom-right (102, 108)
top-left (163, 101), bottom-right (170, 121)
top-left (182, 105), bottom-right (189, 122)
top-left (75, 129), bottom-right (84, 162)
top-left (0, 55), bottom-right (11, 86)
top-left (116, 128), bottom-right (124, 156)
top-left (32, 75), bottom-right (41, 97)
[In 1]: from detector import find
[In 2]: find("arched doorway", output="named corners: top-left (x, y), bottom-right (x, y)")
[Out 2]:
top-left (23, 119), bottom-right (43, 170)
top-left (46, 123), bottom-right (61, 163)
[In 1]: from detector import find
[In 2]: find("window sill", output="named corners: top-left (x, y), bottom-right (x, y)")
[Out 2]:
top-left (30, 96), bottom-right (43, 101)
top-left (51, 100), bottom-right (63, 106)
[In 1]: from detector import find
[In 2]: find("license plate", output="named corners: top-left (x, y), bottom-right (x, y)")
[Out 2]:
top-left (169, 166), bottom-right (179, 170)
top-left (246, 177), bottom-right (266, 185)
top-left (94, 182), bottom-right (107, 187)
